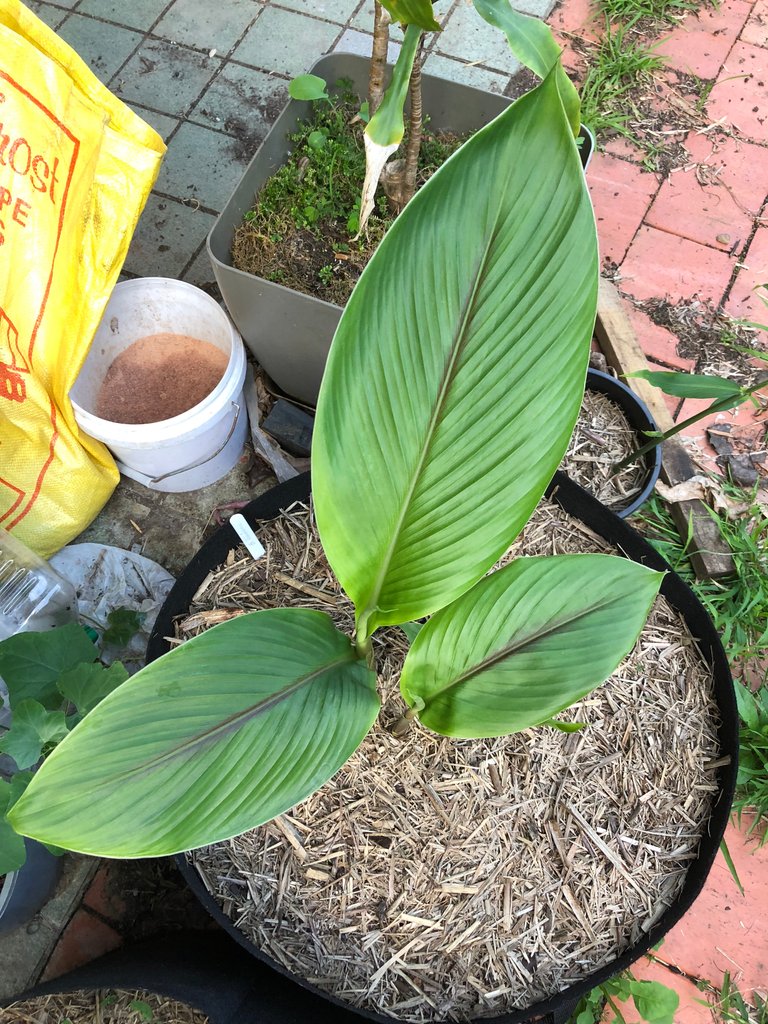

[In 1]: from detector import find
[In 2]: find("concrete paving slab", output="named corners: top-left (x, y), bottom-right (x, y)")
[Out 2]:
top-left (233, 7), bottom-right (342, 77)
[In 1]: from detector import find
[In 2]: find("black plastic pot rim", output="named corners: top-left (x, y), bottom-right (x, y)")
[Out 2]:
top-left (147, 472), bottom-right (737, 1024)
top-left (582, 368), bottom-right (663, 519)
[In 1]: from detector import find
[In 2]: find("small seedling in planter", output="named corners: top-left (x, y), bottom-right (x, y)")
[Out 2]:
top-left (0, 622), bottom-right (127, 873)
top-left (9, 55), bottom-right (664, 859)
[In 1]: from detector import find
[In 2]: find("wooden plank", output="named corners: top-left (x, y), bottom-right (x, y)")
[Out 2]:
top-left (594, 279), bottom-right (734, 580)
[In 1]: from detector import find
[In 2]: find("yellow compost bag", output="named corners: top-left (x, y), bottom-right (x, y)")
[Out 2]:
top-left (0, 0), bottom-right (164, 556)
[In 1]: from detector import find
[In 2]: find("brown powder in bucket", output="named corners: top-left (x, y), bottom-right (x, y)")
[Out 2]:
top-left (95, 333), bottom-right (229, 424)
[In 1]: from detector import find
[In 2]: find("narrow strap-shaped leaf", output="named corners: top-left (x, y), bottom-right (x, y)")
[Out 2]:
top-left (471, 0), bottom-right (581, 134)
top-left (380, 0), bottom-right (440, 30)
top-left (314, 70), bottom-right (597, 639)
top-left (628, 368), bottom-right (746, 399)
top-left (11, 609), bottom-right (379, 857)
top-left (400, 554), bottom-right (663, 737)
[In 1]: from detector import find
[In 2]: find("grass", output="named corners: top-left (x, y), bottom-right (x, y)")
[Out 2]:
top-left (578, 19), bottom-right (667, 142)
top-left (598, 0), bottom-right (703, 26)
top-left (632, 485), bottom-right (768, 838)
top-left (704, 971), bottom-right (768, 1024)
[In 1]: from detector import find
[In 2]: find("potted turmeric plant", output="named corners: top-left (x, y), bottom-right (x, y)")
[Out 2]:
top-left (7, 46), bottom-right (736, 1024)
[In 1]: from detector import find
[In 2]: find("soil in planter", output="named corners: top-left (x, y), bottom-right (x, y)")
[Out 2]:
top-left (0, 989), bottom-right (209, 1023)
top-left (561, 389), bottom-right (648, 509)
top-left (175, 501), bottom-right (722, 1023)
top-left (96, 334), bottom-right (229, 424)
top-left (231, 88), bottom-right (465, 306)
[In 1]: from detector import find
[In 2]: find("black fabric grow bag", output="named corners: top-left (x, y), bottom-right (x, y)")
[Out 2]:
top-left (147, 472), bottom-right (738, 1024)
top-left (1, 932), bottom-right (274, 1024)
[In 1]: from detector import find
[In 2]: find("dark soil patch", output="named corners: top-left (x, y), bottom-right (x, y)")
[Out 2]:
top-left (640, 297), bottom-right (768, 383)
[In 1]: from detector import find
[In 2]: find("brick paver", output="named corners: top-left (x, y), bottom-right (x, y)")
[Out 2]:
top-left (707, 39), bottom-right (768, 143)
top-left (619, 225), bottom-right (735, 304)
top-left (646, 133), bottom-right (768, 253)
top-left (726, 225), bottom-right (768, 321)
top-left (588, 152), bottom-right (661, 266)
top-left (655, 0), bottom-right (753, 79)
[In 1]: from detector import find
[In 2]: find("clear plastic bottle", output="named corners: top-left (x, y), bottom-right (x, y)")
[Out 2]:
top-left (0, 528), bottom-right (78, 641)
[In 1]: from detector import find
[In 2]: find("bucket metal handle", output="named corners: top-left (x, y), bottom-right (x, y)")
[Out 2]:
top-left (114, 401), bottom-right (242, 487)
top-left (148, 401), bottom-right (242, 484)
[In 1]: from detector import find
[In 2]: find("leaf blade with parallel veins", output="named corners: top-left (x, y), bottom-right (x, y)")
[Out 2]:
top-left (11, 609), bottom-right (379, 857)
top-left (400, 554), bottom-right (663, 737)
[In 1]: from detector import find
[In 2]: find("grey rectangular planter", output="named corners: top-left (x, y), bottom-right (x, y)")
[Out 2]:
top-left (207, 53), bottom-right (513, 406)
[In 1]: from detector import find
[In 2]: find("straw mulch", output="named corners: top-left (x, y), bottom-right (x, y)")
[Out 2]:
top-left (176, 499), bottom-right (723, 1023)
top-left (0, 990), bottom-right (208, 1023)
top-left (561, 390), bottom-right (648, 509)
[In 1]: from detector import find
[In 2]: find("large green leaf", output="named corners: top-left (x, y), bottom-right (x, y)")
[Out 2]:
top-left (400, 554), bottom-right (663, 737)
top-left (11, 609), bottom-right (379, 857)
top-left (313, 70), bottom-right (598, 640)
top-left (380, 0), bottom-right (440, 30)
top-left (471, 0), bottom-right (581, 134)
top-left (0, 622), bottom-right (96, 711)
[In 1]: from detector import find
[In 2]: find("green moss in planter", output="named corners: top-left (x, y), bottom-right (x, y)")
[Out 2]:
top-left (231, 84), bottom-right (464, 306)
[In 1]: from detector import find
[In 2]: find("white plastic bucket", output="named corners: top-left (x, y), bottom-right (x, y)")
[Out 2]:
top-left (71, 278), bottom-right (248, 493)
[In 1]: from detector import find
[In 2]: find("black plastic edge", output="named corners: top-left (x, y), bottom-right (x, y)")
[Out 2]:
top-left (147, 472), bottom-right (737, 1024)
top-left (581, 368), bottom-right (663, 519)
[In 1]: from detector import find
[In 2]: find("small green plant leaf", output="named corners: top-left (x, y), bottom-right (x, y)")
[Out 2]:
top-left (308, 129), bottom-right (327, 151)
top-left (399, 621), bottom-right (425, 643)
top-left (0, 623), bottom-right (96, 711)
top-left (11, 609), bottom-right (380, 857)
top-left (314, 71), bottom-right (598, 638)
top-left (57, 660), bottom-right (129, 717)
top-left (359, 100), bottom-right (370, 123)
top-left (628, 369), bottom-right (745, 400)
top-left (400, 554), bottom-right (663, 737)
top-left (288, 74), bottom-right (329, 101)
top-left (734, 681), bottom-right (760, 732)
top-left (540, 718), bottom-right (587, 732)
top-left (129, 999), bottom-right (154, 1021)
top-left (628, 979), bottom-right (680, 1024)
top-left (719, 838), bottom-right (744, 895)
top-left (0, 700), bottom-right (69, 769)
top-left (102, 607), bottom-right (145, 646)
top-left (359, 23), bottom-right (423, 230)
top-left (0, 778), bottom-right (27, 874)
top-left (380, 0), bottom-right (441, 30)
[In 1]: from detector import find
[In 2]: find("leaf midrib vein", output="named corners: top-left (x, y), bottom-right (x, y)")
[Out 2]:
top-left (111, 653), bottom-right (357, 781)
top-left (359, 153), bottom-right (517, 631)
top-left (429, 591), bottom-right (626, 701)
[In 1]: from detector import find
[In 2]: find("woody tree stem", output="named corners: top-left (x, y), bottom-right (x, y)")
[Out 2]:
top-left (369, 2), bottom-right (391, 116)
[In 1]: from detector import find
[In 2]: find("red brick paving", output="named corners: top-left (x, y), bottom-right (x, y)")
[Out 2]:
top-left (707, 40), bottom-right (768, 142)
top-left (623, 302), bottom-right (696, 371)
top-left (645, 133), bottom-right (768, 252)
top-left (619, 225), bottom-right (736, 303)
top-left (588, 152), bottom-right (661, 266)
top-left (741, 0), bottom-right (768, 48)
top-left (655, 0), bottom-right (753, 78)
top-left (726, 226), bottom-right (768, 321)
top-left (40, 908), bottom-right (123, 982)
top-left (651, 818), bottom-right (768, 1001)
